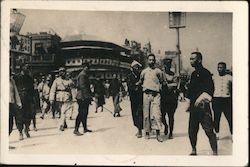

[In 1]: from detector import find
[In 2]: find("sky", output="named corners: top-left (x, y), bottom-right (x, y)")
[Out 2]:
top-left (19, 9), bottom-right (232, 74)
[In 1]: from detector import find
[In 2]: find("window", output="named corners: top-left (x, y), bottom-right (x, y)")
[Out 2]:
top-left (77, 60), bottom-right (81, 63)
top-left (72, 60), bottom-right (76, 64)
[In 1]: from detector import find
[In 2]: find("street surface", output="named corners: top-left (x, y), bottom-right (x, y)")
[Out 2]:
top-left (9, 97), bottom-right (232, 155)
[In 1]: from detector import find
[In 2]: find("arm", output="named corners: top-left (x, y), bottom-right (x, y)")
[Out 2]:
top-left (12, 79), bottom-right (22, 108)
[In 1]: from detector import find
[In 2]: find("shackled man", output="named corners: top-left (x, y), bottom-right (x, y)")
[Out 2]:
top-left (74, 62), bottom-right (93, 136)
top-left (186, 52), bottom-right (217, 155)
top-left (137, 54), bottom-right (166, 142)
top-left (127, 60), bottom-right (143, 138)
top-left (49, 67), bottom-right (73, 131)
top-left (212, 62), bottom-right (232, 140)
top-left (161, 58), bottom-right (179, 139)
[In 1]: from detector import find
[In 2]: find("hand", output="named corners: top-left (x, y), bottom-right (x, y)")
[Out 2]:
top-left (17, 104), bottom-right (22, 109)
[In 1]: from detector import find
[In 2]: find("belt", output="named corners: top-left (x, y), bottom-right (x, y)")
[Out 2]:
top-left (144, 89), bottom-right (159, 95)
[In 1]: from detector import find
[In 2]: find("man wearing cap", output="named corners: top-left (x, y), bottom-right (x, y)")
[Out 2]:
top-left (161, 58), bottom-right (179, 139)
top-left (49, 67), bottom-right (73, 131)
top-left (137, 54), bottom-right (166, 142)
top-left (127, 60), bottom-right (143, 138)
top-left (74, 63), bottom-right (93, 136)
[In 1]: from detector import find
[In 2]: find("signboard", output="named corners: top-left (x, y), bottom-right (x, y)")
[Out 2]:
top-left (10, 35), bottom-right (31, 54)
top-left (169, 12), bottom-right (186, 29)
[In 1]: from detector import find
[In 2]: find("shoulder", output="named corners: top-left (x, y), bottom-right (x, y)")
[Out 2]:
top-left (201, 68), bottom-right (212, 77)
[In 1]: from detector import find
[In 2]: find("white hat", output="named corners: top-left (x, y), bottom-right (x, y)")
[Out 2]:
top-left (131, 60), bottom-right (142, 67)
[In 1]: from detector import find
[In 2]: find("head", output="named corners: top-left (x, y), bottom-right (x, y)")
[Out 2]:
top-left (113, 74), bottom-right (117, 79)
top-left (41, 76), bottom-right (46, 82)
top-left (131, 60), bottom-right (142, 74)
top-left (55, 73), bottom-right (59, 78)
top-left (163, 58), bottom-right (172, 70)
top-left (190, 52), bottom-right (203, 68)
top-left (147, 54), bottom-right (156, 68)
top-left (217, 62), bottom-right (227, 76)
top-left (82, 62), bottom-right (90, 73)
top-left (46, 77), bottom-right (51, 83)
top-left (21, 64), bottom-right (30, 75)
top-left (59, 67), bottom-right (66, 78)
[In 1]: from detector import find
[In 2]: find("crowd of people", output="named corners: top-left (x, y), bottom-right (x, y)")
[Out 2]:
top-left (9, 51), bottom-right (232, 155)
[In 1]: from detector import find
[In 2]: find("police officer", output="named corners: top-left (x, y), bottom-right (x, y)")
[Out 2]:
top-left (49, 67), bottom-right (73, 131)
top-left (161, 58), bottom-right (179, 139)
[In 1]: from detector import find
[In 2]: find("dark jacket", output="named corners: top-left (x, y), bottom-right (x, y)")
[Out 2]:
top-left (127, 71), bottom-right (143, 103)
top-left (109, 78), bottom-right (123, 96)
top-left (187, 66), bottom-right (214, 110)
top-left (76, 70), bottom-right (92, 100)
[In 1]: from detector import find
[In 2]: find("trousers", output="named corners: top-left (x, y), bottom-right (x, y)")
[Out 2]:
top-left (75, 99), bottom-right (90, 131)
top-left (112, 94), bottom-right (121, 114)
top-left (143, 92), bottom-right (162, 133)
top-left (212, 97), bottom-right (232, 134)
top-left (130, 92), bottom-right (143, 130)
top-left (189, 104), bottom-right (217, 152)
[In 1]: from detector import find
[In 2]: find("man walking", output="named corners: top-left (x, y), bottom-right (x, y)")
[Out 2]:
top-left (186, 52), bottom-right (218, 155)
top-left (49, 67), bottom-right (73, 131)
top-left (161, 58), bottom-right (179, 139)
top-left (109, 74), bottom-right (123, 117)
top-left (14, 65), bottom-right (35, 139)
top-left (212, 62), bottom-right (232, 139)
top-left (137, 54), bottom-right (165, 142)
top-left (74, 63), bottom-right (93, 136)
top-left (127, 60), bottom-right (143, 138)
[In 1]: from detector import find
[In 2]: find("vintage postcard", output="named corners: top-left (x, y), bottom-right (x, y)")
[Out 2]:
top-left (0, 0), bottom-right (248, 166)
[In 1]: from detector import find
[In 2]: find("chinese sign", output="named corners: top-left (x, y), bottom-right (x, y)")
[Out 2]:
top-left (10, 35), bottom-right (31, 54)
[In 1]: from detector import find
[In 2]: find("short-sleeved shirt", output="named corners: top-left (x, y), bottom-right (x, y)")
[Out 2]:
top-left (140, 67), bottom-right (165, 92)
top-left (213, 74), bottom-right (232, 97)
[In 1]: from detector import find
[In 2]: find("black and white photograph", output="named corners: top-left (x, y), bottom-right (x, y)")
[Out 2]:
top-left (0, 1), bottom-right (248, 166)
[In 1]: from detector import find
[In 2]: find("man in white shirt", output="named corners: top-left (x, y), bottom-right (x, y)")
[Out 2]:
top-left (212, 62), bottom-right (232, 139)
top-left (138, 54), bottom-right (166, 142)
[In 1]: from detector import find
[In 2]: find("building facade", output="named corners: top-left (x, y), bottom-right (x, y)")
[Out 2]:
top-left (60, 36), bottom-right (133, 81)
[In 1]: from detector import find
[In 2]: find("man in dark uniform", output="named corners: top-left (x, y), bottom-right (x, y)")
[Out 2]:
top-left (74, 63), bottom-right (93, 136)
top-left (127, 60), bottom-right (143, 138)
top-left (161, 58), bottom-right (179, 139)
top-left (187, 52), bottom-right (218, 155)
top-left (93, 77), bottom-right (106, 113)
top-left (14, 65), bottom-right (35, 140)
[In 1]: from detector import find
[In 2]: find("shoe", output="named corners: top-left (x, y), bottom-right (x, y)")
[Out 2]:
top-left (95, 111), bottom-right (97, 113)
top-left (145, 133), bottom-right (150, 139)
top-left (189, 149), bottom-right (197, 156)
top-left (113, 113), bottom-right (116, 117)
top-left (40, 116), bottom-right (44, 120)
top-left (64, 122), bottom-right (68, 129)
top-left (52, 116), bottom-right (55, 119)
top-left (213, 151), bottom-right (218, 156)
top-left (137, 133), bottom-right (142, 138)
top-left (73, 130), bottom-right (83, 136)
top-left (34, 127), bottom-right (38, 131)
top-left (84, 129), bottom-right (92, 133)
top-left (59, 125), bottom-right (64, 131)
top-left (117, 113), bottom-right (121, 117)
top-left (156, 135), bottom-right (163, 142)
top-left (25, 131), bottom-right (30, 138)
top-left (69, 116), bottom-right (72, 120)
top-left (168, 133), bottom-right (173, 139)
top-left (19, 133), bottom-right (24, 140)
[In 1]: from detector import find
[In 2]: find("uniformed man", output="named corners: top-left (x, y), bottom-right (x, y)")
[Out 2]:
top-left (186, 52), bottom-right (217, 155)
top-left (74, 63), bottom-right (93, 136)
top-left (161, 58), bottom-right (179, 139)
top-left (49, 67), bottom-right (73, 131)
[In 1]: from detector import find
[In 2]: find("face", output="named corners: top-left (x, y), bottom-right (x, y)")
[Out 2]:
top-left (148, 56), bottom-right (155, 67)
top-left (190, 54), bottom-right (200, 67)
top-left (217, 64), bottom-right (226, 75)
top-left (59, 70), bottom-right (66, 77)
